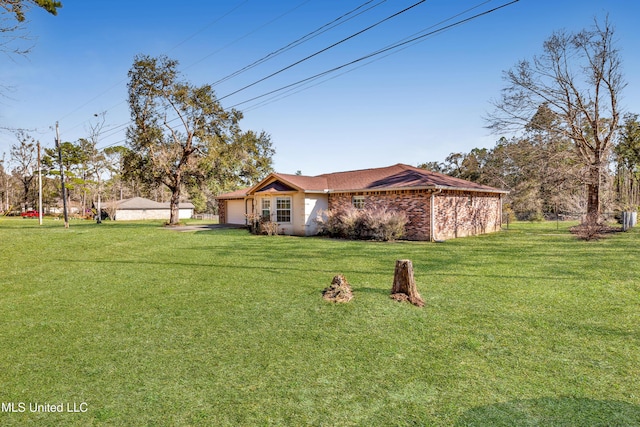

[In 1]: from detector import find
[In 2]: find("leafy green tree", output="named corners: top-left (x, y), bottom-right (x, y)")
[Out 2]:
top-left (43, 140), bottom-right (85, 209)
top-left (487, 17), bottom-right (625, 225)
top-left (125, 54), bottom-right (274, 224)
top-left (208, 129), bottom-right (274, 194)
top-left (1, 0), bottom-right (61, 21)
top-left (416, 161), bottom-right (444, 174)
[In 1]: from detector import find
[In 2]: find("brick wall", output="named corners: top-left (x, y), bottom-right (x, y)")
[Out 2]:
top-left (328, 189), bottom-right (502, 241)
top-left (433, 191), bottom-right (502, 240)
top-left (218, 199), bottom-right (227, 224)
top-left (328, 190), bottom-right (432, 240)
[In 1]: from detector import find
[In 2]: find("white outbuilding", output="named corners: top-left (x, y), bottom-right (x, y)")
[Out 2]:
top-left (115, 197), bottom-right (195, 221)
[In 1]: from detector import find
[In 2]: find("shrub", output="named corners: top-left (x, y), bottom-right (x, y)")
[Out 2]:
top-left (246, 213), bottom-right (279, 236)
top-left (570, 223), bottom-right (618, 241)
top-left (318, 206), bottom-right (407, 241)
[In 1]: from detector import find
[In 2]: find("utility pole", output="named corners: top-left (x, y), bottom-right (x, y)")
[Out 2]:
top-left (55, 122), bottom-right (69, 228)
top-left (37, 141), bottom-right (43, 225)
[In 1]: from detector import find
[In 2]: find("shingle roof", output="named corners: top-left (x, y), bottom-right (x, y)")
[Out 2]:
top-left (215, 163), bottom-right (506, 199)
top-left (270, 173), bottom-right (328, 192)
top-left (214, 188), bottom-right (251, 200)
top-left (321, 164), bottom-right (504, 193)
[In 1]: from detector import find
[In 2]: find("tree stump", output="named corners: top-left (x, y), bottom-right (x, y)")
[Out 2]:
top-left (390, 259), bottom-right (424, 307)
top-left (322, 274), bottom-right (354, 303)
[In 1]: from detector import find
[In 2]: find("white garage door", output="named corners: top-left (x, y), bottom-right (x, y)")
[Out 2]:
top-left (226, 199), bottom-right (246, 224)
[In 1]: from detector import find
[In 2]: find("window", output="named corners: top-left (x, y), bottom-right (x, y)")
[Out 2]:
top-left (261, 198), bottom-right (271, 220)
top-left (276, 197), bottom-right (291, 223)
top-left (352, 195), bottom-right (365, 209)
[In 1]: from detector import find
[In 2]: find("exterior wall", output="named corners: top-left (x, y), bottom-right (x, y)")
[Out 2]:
top-left (226, 189), bottom-right (503, 240)
top-left (218, 199), bottom-right (228, 224)
top-left (229, 193), bottom-right (327, 236)
top-left (304, 194), bottom-right (328, 236)
top-left (433, 191), bottom-right (502, 240)
top-left (328, 190), bottom-right (433, 240)
top-left (328, 189), bottom-right (503, 241)
top-left (178, 208), bottom-right (194, 220)
top-left (116, 208), bottom-right (193, 221)
top-left (116, 209), bottom-right (172, 221)
top-left (253, 192), bottom-right (300, 236)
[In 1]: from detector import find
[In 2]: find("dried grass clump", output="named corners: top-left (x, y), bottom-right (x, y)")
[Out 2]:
top-left (322, 275), bottom-right (353, 303)
top-left (570, 223), bottom-right (618, 241)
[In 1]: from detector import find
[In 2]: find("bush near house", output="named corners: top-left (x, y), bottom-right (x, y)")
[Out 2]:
top-left (246, 213), bottom-right (279, 236)
top-left (318, 205), bottom-right (408, 241)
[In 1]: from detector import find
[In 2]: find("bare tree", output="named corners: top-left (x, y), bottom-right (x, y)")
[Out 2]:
top-left (1, 0), bottom-right (61, 58)
top-left (80, 112), bottom-right (109, 221)
top-left (9, 130), bottom-right (36, 211)
top-left (487, 17), bottom-right (625, 225)
top-left (0, 152), bottom-right (9, 212)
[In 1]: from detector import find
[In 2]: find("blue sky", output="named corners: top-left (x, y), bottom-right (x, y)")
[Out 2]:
top-left (1, 0), bottom-right (639, 176)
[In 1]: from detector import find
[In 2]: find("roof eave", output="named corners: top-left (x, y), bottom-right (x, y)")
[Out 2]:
top-left (433, 185), bottom-right (510, 194)
top-left (327, 185), bottom-right (508, 194)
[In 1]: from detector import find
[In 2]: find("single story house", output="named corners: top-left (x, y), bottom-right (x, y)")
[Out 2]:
top-left (215, 163), bottom-right (508, 241)
top-left (115, 197), bottom-right (195, 221)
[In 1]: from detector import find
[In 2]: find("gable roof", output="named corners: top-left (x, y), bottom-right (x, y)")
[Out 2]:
top-left (215, 163), bottom-right (506, 199)
top-left (116, 197), bottom-right (195, 210)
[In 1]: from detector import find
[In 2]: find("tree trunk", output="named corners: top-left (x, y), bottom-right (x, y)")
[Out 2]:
top-left (169, 189), bottom-right (180, 225)
top-left (390, 259), bottom-right (424, 307)
top-left (586, 164), bottom-right (601, 225)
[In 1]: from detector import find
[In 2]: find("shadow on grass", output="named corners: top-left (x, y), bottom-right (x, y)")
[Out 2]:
top-left (55, 258), bottom-right (393, 277)
top-left (455, 397), bottom-right (640, 426)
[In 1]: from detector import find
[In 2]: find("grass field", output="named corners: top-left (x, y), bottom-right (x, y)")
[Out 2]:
top-left (0, 218), bottom-right (639, 426)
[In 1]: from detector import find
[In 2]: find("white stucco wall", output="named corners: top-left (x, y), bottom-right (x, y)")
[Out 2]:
top-left (116, 209), bottom-right (171, 221)
top-left (304, 194), bottom-right (328, 236)
top-left (178, 208), bottom-right (194, 219)
top-left (116, 208), bottom-right (193, 221)
top-left (252, 193), bottom-right (328, 236)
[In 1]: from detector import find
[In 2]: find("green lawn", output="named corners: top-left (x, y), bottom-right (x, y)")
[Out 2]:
top-left (0, 218), bottom-right (639, 426)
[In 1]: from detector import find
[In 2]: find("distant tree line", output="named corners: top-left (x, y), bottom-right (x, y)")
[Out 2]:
top-left (0, 54), bottom-right (274, 221)
top-left (420, 112), bottom-right (640, 221)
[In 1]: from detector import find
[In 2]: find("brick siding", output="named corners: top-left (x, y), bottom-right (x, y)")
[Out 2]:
top-left (328, 190), bottom-right (432, 240)
top-left (218, 200), bottom-right (227, 224)
top-left (433, 191), bottom-right (502, 240)
top-left (328, 189), bottom-right (502, 241)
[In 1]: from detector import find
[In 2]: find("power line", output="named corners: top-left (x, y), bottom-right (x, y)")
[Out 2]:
top-left (242, 0), bottom-right (492, 112)
top-left (230, 0), bottom-right (520, 109)
top-left (185, 0), bottom-right (313, 71)
top-left (97, 1), bottom-right (520, 150)
top-left (241, 0), bottom-right (495, 112)
top-left (211, 0), bottom-right (387, 87)
top-left (218, 0), bottom-right (428, 102)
